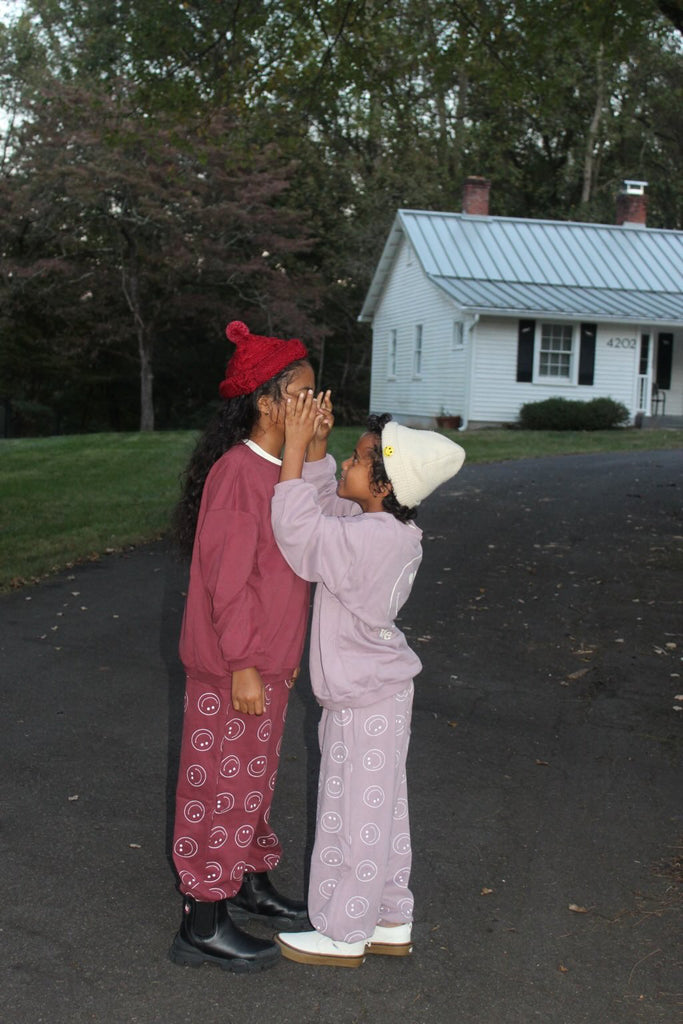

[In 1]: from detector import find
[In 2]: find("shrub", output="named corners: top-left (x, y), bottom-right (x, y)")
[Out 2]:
top-left (519, 396), bottom-right (630, 431)
top-left (580, 397), bottom-right (630, 430)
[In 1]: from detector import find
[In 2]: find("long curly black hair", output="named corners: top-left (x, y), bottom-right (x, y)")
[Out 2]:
top-left (366, 413), bottom-right (417, 523)
top-left (174, 359), bottom-right (311, 558)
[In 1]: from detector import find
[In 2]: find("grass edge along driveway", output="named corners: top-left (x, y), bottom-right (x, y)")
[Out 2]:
top-left (1, 426), bottom-right (681, 590)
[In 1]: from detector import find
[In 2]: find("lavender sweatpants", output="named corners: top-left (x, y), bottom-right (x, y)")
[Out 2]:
top-left (308, 683), bottom-right (415, 943)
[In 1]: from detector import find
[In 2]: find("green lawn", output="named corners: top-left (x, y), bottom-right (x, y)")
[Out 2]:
top-left (0, 431), bottom-right (196, 589)
top-left (1, 426), bottom-right (682, 590)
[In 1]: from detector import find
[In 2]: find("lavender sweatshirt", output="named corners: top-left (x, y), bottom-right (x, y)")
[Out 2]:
top-left (272, 455), bottom-right (423, 710)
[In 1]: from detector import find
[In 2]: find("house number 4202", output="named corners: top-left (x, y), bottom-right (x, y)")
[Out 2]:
top-left (606, 337), bottom-right (636, 348)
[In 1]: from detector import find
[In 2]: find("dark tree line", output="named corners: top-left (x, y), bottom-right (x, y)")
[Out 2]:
top-left (1, 1), bottom-right (681, 434)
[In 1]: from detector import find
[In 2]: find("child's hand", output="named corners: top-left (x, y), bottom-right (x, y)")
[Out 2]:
top-left (284, 389), bottom-right (322, 451)
top-left (231, 666), bottom-right (265, 715)
top-left (313, 390), bottom-right (334, 443)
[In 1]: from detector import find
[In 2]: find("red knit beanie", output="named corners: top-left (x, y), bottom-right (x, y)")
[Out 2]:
top-left (219, 320), bottom-right (308, 398)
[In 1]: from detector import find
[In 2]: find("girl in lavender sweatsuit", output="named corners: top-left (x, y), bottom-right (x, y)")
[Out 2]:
top-left (270, 390), bottom-right (465, 968)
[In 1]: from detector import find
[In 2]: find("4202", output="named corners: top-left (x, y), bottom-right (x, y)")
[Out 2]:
top-left (606, 337), bottom-right (636, 348)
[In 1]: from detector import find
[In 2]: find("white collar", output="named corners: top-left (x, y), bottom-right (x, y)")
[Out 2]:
top-left (243, 438), bottom-right (282, 466)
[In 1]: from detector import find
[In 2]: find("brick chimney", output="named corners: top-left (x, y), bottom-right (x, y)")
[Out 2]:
top-left (462, 176), bottom-right (491, 216)
top-left (616, 180), bottom-right (648, 226)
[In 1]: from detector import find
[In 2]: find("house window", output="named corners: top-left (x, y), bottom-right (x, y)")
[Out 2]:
top-left (538, 324), bottom-right (573, 379)
top-left (518, 319), bottom-right (596, 385)
top-left (413, 324), bottom-right (423, 376)
top-left (388, 329), bottom-right (397, 377)
top-left (452, 321), bottom-right (464, 351)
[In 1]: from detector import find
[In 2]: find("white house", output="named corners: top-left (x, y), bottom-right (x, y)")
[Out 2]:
top-left (359, 179), bottom-right (683, 428)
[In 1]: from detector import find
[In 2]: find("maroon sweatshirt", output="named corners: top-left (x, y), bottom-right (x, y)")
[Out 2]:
top-left (179, 440), bottom-right (309, 682)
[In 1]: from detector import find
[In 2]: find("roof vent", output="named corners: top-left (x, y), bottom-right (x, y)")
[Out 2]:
top-left (462, 176), bottom-right (491, 216)
top-left (617, 180), bottom-right (648, 226)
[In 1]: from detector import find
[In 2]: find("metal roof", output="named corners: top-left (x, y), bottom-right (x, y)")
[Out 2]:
top-left (358, 209), bottom-right (683, 324)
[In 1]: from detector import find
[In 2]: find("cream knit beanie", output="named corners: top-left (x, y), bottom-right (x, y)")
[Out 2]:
top-left (381, 421), bottom-right (466, 508)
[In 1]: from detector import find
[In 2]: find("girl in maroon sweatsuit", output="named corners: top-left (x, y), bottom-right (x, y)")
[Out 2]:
top-left (169, 320), bottom-right (325, 974)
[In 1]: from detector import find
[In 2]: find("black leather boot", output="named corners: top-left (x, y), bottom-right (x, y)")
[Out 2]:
top-left (169, 894), bottom-right (280, 973)
top-left (227, 871), bottom-right (310, 929)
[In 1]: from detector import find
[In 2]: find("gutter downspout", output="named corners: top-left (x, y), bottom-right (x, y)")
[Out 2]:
top-left (460, 313), bottom-right (480, 431)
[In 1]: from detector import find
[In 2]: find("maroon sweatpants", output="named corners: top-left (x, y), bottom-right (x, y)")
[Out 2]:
top-left (173, 671), bottom-right (292, 901)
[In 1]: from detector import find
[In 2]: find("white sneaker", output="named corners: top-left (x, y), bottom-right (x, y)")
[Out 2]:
top-left (275, 929), bottom-right (366, 968)
top-left (365, 923), bottom-right (413, 957)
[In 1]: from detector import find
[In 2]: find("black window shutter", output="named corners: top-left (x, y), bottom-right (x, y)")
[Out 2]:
top-left (578, 323), bottom-right (597, 385)
top-left (657, 333), bottom-right (673, 390)
top-left (516, 320), bottom-right (535, 382)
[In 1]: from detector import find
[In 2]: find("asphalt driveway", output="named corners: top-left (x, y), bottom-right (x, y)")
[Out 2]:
top-left (1, 449), bottom-right (680, 1024)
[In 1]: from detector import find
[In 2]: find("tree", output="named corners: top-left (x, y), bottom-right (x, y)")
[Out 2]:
top-left (2, 0), bottom-right (681, 432)
top-left (0, 80), bottom-right (324, 431)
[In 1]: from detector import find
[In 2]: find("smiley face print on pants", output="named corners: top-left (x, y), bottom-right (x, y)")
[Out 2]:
top-left (330, 742), bottom-right (349, 764)
top-left (234, 824), bottom-right (255, 848)
top-left (320, 811), bottom-right (343, 833)
top-left (220, 755), bottom-right (241, 779)
top-left (174, 836), bottom-right (199, 860)
top-left (320, 846), bottom-right (343, 867)
top-left (362, 749), bottom-right (386, 772)
top-left (215, 792), bottom-right (235, 814)
top-left (186, 764), bottom-right (207, 788)
top-left (204, 861), bottom-right (222, 883)
top-left (247, 755), bottom-right (267, 777)
top-left (197, 693), bottom-right (221, 716)
top-left (224, 718), bottom-right (246, 742)
top-left (345, 896), bottom-right (370, 918)
top-left (355, 860), bottom-right (378, 883)
top-left (209, 826), bottom-right (229, 849)
top-left (363, 715), bottom-right (388, 737)
top-left (244, 791), bottom-right (263, 813)
top-left (257, 719), bottom-right (272, 743)
top-left (191, 729), bottom-right (214, 752)
top-left (360, 822), bottom-right (381, 846)
top-left (325, 776), bottom-right (344, 798)
top-left (183, 800), bottom-right (205, 824)
top-left (363, 785), bottom-right (385, 808)
top-left (392, 833), bottom-right (411, 856)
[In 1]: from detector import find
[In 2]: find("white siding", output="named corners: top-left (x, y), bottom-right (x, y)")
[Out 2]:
top-left (469, 318), bottom-right (644, 423)
top-left (370, 237), bottom-right (467, 424)
top-left (594, 325), bottom-right (640, 414)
